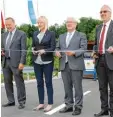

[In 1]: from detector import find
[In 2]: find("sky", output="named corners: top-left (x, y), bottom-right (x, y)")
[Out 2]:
top-left (1, 0), bottom-right (113, 26)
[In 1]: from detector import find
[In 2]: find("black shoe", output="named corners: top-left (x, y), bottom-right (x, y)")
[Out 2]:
top-left (2, 102), bottom-right (15, 107)
top-left (72, 107), bottom-right (81, 115)
top-left (59, 106), bottom-right (73, 113)
top-left (18, 104), bottom-right (25, 109)
top-left (94, 110), bottom-right (109, 117)
top-left (110, 113), bottom-right (113, 117)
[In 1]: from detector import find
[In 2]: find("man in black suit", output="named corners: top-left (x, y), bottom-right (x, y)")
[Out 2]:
top-left (93, 5), bottom-right (113, 117)
top-left (1, 17), bottom-right (27, 109)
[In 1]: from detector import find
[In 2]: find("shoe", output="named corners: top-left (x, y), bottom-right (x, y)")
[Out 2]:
top-left (18, 104), bottom-right (25, 109)
top-left (44, 105), bottom-right (52, 112)
top-left (72, 107), bottom-right (81, 115)
top-left (33, 104), bottom-right (44, 111)
top-left (110, 113), bottom-right (113, 117)
top-left (94, 110), bottom-right (109, 117)
top-left (59, 106), bottom-right (73, 113)
top-left (2, 102), bottom-right (15, 107)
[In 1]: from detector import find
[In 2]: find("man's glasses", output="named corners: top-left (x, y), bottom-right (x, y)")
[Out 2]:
top-left (100, 10), bottom-right (110, 14)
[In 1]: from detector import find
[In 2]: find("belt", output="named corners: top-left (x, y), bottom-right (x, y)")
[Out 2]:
top-left (6, 57), bottom-right (10, 59)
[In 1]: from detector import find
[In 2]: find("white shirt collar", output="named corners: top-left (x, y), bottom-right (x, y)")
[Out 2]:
top-left (103, 19), bottom-right (111, 27)
top-left (8, 28), bottom-right (16, 35)
top-left (12, 28), bottom-right (16, 34)
top-left (67, 30), bottom-right (75, 35)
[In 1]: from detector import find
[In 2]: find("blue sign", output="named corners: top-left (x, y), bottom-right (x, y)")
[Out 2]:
top-left (28, 0), bottom-right (36, 24)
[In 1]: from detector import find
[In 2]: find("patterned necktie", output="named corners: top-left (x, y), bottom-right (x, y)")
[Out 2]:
top-left (5, 32), bottom-right (12, 58)
top-left (99, 24), bottom-right (106, 55)
top-left (66, 33), bottom-right (72, 47)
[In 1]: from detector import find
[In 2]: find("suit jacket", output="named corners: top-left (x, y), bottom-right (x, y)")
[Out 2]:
top-left (32, 30), bottom-right (56, 62)
top-left (94, 20), bottom-right (113, 70)
top-left (56, 31), bottom-right (87, 71)
top-left (1, 29), bottom-right (27, 68)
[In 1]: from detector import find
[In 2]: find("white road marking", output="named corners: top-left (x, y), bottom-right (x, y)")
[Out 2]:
top-left (1, 76), bottom-right (61, 88)
top-left (45, 90), bottom-right (91, 115)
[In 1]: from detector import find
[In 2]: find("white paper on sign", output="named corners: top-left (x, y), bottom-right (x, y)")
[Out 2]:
top-left (84, 59), bottom-right (95, 70)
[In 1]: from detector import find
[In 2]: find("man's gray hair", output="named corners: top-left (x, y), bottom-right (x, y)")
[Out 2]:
top-left (5, 17), bottom-right (15, 22)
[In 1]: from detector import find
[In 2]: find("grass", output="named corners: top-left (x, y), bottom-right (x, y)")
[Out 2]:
top-left (1, 71), bottom-right (58, 83)
top-left (1, 73), bottom-right (35, 83)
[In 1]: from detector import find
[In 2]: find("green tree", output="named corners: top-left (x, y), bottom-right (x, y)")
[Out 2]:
top-left (26, 38), bottom-right (32, 66)
top-left (18, 24), bottom-right (38, 38)
top-left (88, 28), bottom-right (96, 41)
top-left (77, 17), bottom-right (101, 40)
top-left (49, 23), bottom-right (66, 39)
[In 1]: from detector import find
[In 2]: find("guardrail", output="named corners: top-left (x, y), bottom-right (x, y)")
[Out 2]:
top-left (1, 67), bottom-right (34, 81)
top-left (1, 67), bottom-right (59, 81)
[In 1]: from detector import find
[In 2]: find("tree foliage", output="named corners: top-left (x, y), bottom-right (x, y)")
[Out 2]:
top-left (26, 38), bottom-right (32, 66)
top-left (49, 23), bottom-right (66, 39)
top-left (77, 17), bottom-right (102, 40)
top-left (18, 24), bottom-right (38, 38)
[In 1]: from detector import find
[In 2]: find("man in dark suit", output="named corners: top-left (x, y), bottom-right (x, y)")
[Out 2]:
top-left (56, 17), bottom-right (87, 115)
top-left (93, 5), bottom-right (113, 117)
top-left (1, 17), bottom-right (27, 109)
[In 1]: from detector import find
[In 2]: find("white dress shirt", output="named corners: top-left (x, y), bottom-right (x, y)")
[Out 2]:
top-left (5, 28), bottom-right (16, 57)
top-left (65, 30), bottom-right (75, 63)
top-left (99, 20), bottom-right (111, 54)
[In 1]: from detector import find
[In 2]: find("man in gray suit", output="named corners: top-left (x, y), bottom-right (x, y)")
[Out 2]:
top-left (93, 5), bottom-right (113, 117)
top-left (56, 17), bottom-right (87, 115)
top-left (1, 17), bottom-right (27, 109)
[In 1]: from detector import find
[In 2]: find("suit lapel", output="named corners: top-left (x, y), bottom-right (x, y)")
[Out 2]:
top-left (40, 30), bottom-right (49, 43)
top-left (68, 31), bottom-right (78, 48)
top-left (4, 32), bottom-right (8, 46)
top-left (106, 20), bottom-right (113, 41)
top-left (97, 24), bottom-right (103, 45)
top-left (35, 31), bottom-right (39, 43)
top-left (10, 29), bottom-right (18, 47)
top-left (63, 33), bottom-right (67, 48)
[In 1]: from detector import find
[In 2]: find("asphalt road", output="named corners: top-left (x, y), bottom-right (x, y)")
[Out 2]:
top-left (1, 78), bottom-right (110, 117)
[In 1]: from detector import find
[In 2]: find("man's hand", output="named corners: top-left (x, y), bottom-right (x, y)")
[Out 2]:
top-left (1, 51), bottom-right (5, 56)
top-left (65, 51), bottom-right (75, 56)
top-left (1, 49), bottom-right (5, 56)
top-left (18, 63), bottom-right (24, 70)
top-left (107, 46), bottom-right (113, 54)
top-left (91, 52), bottom-right (99, 59)
top-left (55, 51), bottom-right (61, 58)
top-left (91, 52), bottom-right (98, 64)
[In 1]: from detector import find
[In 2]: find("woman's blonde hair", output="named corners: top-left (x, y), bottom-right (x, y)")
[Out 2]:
top-left (37, 16), bottom-right (48, 30)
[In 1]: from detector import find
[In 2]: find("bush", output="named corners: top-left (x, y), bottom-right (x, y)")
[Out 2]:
top-left (26, 38), bottom-right (32, 66)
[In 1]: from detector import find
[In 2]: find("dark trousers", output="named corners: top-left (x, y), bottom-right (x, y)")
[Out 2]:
top-left (3, 59), bottom-right (26, 104)
top-left (34, 62), bottom-right (53, 104)
top-left (96, 55), bottom-right (113, 114)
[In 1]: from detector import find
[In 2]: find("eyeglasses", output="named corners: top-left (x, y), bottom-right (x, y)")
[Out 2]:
top-left (100, 10), bottom-right (110, 14)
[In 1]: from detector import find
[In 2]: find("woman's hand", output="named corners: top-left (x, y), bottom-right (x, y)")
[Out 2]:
top-left (38, 49), bottom-right (45, 55)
